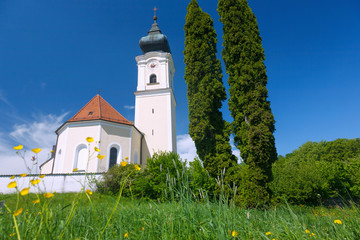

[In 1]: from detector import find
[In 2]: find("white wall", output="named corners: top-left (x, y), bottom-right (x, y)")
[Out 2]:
top-left (0, 173), bottom-right (103, 194)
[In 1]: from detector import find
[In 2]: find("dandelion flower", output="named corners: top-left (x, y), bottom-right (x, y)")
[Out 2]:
top-left (97, 154), bottom-right (105, 159)
top-left (10, 175), bottom-right (15, 179)
top-left (30, 179), bottom-right (41, 185)
top-left (265, 232), bottom-right (271, 235)
top-left (124, 232), bottom-right (129, 238)
top-left (334, 219), bottom-right (342, 224)
top-left (13, 208), bottom-right (23, 216)
top-left (86, 189), bottom-right (93, 195)
top-left (7, 181), bottom-right (17, 188)
top-left (135, 164), bottom-right (141, 171)
top-left (50, 150), bottom-right (54, 153)
top-left (142, 227), bottom-right (145, 231)
top-left (125, 157), bottom-right (129, 160)
top-left (32, 148), bottom-right (42, 154)
top-left (43, 192), bottom-right (54, 198)
top-left (305, 229), bottom-right (310, 234)
top-left (20, 173), bottom-right (27, 177)
top-left (121, 161), bottom-right (128, 167)
top-left (20, 187), bottom-right (29, 196)
top-left (39, 174), bottom-right (45, 178)
top-left (13, 145), bottom-right (23, 150)
top-left (10, 233), bottom-right (16, 237)
top-left (94, 146), bottom-right (100, 152)
top-left (232, 231), bottom-right (238, 237)
top-left (86, 137), bottom-right (94, 143)
top-left (73, 168), bottom-right (78, 172)
top-left (32, 199), bottom-right (40, 204)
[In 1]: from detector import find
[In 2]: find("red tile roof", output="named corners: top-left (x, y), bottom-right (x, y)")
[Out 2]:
top-left (67, 94), bottom-right (133, 126)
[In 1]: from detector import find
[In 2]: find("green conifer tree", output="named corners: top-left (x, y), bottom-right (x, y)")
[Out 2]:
top-left (218, 0), bottom-right (277, 205)
top-left (184, 0), bottom-right (236, 179)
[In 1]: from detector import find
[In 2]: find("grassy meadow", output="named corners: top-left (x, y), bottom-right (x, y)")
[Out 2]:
top-left (1, 192), bottom-right (359, 240)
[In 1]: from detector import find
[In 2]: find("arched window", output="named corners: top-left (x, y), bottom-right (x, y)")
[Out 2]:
top-left (150, 74), bottom-right (157, 83)
top-left (109, 147), bottom-right (118, 169)
top-left (74, 144), bottom-right (88, 171)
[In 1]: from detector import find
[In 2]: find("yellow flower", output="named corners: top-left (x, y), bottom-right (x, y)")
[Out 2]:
top-left (125, 157), bottom-right (129, 160)
top-left (10, 175), bottom-right (15, 179)
top-left (13, 208), bottom-right (23, 216)
top-left (142, 227), bottom-right (145, 231)
top-left (86, 189), bottom-right (93, 195)
top-left (32, 148), bottom-right (42, 154)
top-left (50, 150), bottom-right (54, 153)
top-left (135, 164), bottom-right (141, 171)
top-left (30, 179), bottom-right (41, 185)
top-left (7, 181), bottom-right (17, 188)
top-left (10, 233), bottom-right (16, 237)
top-left (94, 146), bottom-right (100, 152)
top-left (97, 154), bottom-right (105, 159)
top-left (32, 199), bottom-right (40, 204)
top-left (232, 230), bottom-right (239, 237)
top-left (334, 219), bottom-right (342, 224)
top-left (121, 161), bottom-right (128, 167)
top-left (312, 233), bottom-right (315, 236)
top-left (124, 232), bottom-right (129, 238)
top-left (305, 229), bottom-right (310, 234)
top-left (20, 173), bottom-right (27, 177)
top-left (265, 232), bottom-right (272, 235)
top-left (86, 137), bottom-right (94, 143)
top-left (73, 168), bottom-right (78, 172)
top-left (43, 192), bottom-right (54, 198)
top-left (13, 145), bottom-right (23, 150)
top-left (20, 187), bottom-right (29, 196)
top-left (39, 174), bottom-right (46, 178)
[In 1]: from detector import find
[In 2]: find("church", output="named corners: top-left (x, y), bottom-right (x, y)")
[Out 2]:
top-left (40, 17), bottom-right (177, 174)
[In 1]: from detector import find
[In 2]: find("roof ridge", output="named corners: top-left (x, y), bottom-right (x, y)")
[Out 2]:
top-left (69, 95), bottom-right (98, 120)
top-left (98, 94), bottom-right (102, 118)
top-left (66, 94), bottom-right (133, 126)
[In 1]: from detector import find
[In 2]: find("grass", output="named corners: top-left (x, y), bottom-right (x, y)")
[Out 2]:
top-left (1, 193), bottom-right (359, 239)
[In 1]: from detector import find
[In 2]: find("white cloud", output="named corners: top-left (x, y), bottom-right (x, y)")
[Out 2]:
top-left (0, 113), bottom-right (67, 175)
top-left (176, 134), bottom-right (197, 162)
top-left (124, 105), bottom-right (135, 110)
top-left (176, 134), bottom-right (242, 164)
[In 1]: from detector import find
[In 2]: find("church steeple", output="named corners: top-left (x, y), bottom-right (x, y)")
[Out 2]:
top-left (134, 12), bottom-right (177, 155)
top-left (139, 10), bottom-right (171, 54)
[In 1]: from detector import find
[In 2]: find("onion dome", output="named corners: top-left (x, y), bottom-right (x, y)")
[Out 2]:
top-left (139, 19), bottom-right (171, 54)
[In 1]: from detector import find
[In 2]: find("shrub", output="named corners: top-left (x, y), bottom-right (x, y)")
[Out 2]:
top-left (271, 139), bottom-right (360, 204)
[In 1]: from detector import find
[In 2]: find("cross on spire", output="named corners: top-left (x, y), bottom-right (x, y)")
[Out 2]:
top-left (153, 6), bottom-right (158, 22)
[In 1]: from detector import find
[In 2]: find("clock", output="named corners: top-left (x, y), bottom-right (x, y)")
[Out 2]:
top-left (147, 61), bottom-right (159, 70)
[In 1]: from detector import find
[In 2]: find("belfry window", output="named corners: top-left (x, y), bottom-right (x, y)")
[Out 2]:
top-left (150, 74), bottom-right (157, 84)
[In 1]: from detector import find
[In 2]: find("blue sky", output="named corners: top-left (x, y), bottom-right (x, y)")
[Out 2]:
top-left (0, 0), bottom-right (359, 173)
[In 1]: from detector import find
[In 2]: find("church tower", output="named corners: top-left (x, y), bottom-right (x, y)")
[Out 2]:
top-left (134, 15), bottom-right (176, 156)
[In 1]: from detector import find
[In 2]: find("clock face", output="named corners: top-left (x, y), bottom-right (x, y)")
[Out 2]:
top-left (147, 61), bottom-right (158, 70)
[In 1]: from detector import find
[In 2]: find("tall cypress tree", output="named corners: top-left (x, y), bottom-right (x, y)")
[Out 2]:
top-left (184, 0), bottom-right (236, 179)
top-left (218, 0), bottom-right (277, 204)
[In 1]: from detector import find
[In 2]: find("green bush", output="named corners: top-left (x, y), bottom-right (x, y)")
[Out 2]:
top-left (188, 157), bottom-right (216, 198)
top-left (96, 163), bottom-right (143, 197)
top-left (271, 139), bottom-right (360, 204)
top-left (97, 151), bottom-right (186, 200)
top-left (145, 151), bottom-right (185, 200)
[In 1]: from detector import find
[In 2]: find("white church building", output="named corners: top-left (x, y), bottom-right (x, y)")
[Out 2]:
top-left (40, 18), bottom-right (177, 175)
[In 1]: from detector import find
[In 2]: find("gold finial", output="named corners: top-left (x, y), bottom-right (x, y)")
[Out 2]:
top-left (153, 6), bottom-right (158, 22)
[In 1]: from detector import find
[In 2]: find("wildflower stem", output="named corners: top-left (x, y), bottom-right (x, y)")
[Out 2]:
top-left (12, 214), bottom-right (21, 240)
